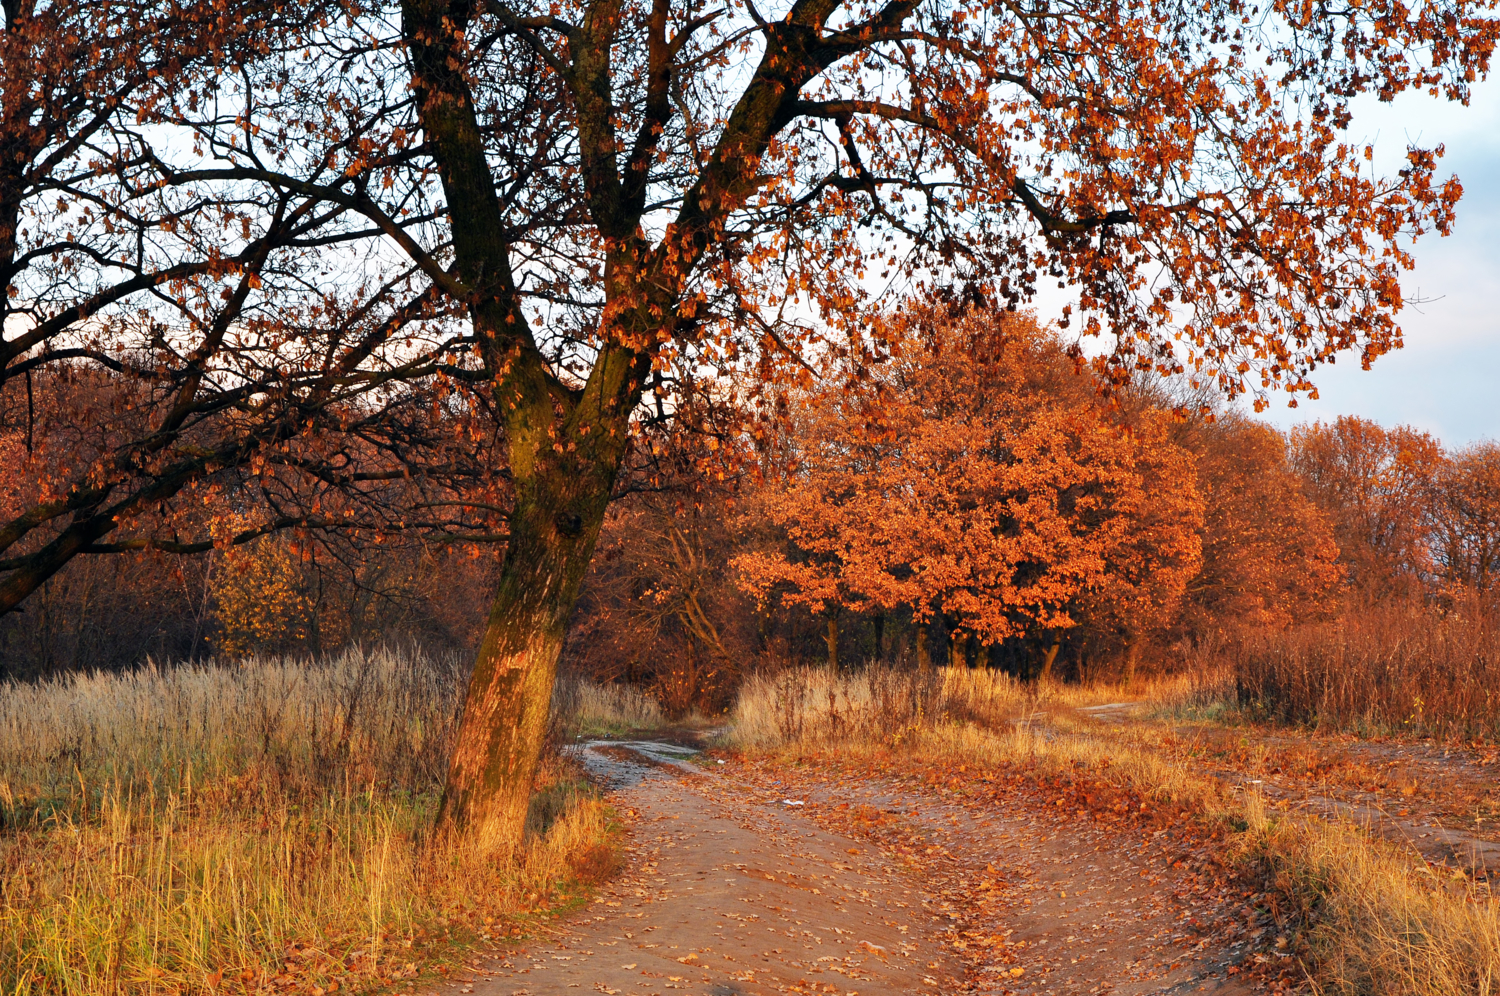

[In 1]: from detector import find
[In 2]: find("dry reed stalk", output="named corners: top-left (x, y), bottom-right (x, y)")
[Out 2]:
top-left (551, 674), bottom-right (667, 735)
top-left (0, 649), bottom-right (628, 996)
top-left (1227, 598), bottom-right (1500, 740)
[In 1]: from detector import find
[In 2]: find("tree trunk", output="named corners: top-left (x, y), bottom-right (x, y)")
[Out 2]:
top-left (1122, 628), bottom-right (1140, 686)
top-left (404, 0), bottom-right (655, 849)
top-left (825, 612), bottom-right (839, 670)
top-left (1039, 639), bottom-right (1062, 681)
top-left (434, 462), bottom-right (616, 847)
top-left (873, 612), bottom-right (885, 663)
top-left (949, 630), bottom-right (968, 669)
top-left (916, 623), bottom-right (929, 672)
top-left (975, 641), bottom-right (989, 670)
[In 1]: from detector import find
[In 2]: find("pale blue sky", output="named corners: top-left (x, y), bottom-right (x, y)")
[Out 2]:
top-left (1243, 80), bottom-right (1500, 446)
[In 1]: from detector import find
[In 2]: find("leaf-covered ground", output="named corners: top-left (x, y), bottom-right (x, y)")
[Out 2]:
top-left (1069, 705), bottom-right (1500, 883)
top-left (456, 740), bottom-right (1290, 996)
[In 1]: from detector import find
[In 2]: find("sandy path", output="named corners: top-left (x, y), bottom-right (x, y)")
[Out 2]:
top-left (452, 745), bottom-right (1261, 996)
top-left (744, 764), bottom-right (1264, 996)
top-left (465, 743), bottom-right (955, 996)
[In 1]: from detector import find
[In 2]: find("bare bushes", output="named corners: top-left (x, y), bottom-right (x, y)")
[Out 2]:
top-left (0, 648), bottom-right (615, 996)
top-left (1226, 598), bottom-right (1500, 739)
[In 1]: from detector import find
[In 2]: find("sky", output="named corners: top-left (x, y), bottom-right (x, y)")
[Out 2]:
top-left (1237, 80), bottom-right (1500, 446)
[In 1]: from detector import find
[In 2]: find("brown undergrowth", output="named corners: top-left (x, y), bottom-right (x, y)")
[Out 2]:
top-left (0, 650), bottom-right (635, 996)
top-left (1073, 719), bottom-right (1500, 843)
top-left (726, 666), bottom-right (1500, 995)
top-left (1201, 599), bottom-right (1500, 743)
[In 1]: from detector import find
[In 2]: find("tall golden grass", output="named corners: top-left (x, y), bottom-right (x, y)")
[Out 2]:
top-left (729, 664), bottom-right (1500, 995)
top-left (552, 674), bottom-right (666, 735)
top-left (727, 663), bottom-right (1201, 746)
top-left (1225, 598), bottom-right (1500, 740)
top-left (0, 650), bottom-right (637, 996)
top-left (1238, 796), bottom-right (1500, 996)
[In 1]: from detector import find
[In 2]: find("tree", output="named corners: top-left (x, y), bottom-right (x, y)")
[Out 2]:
top-left (570, 495), bottom-right (750, 713)
top-left (5, 0), bottom-right (1495, 847)
top-left (1184, 416), bottom-right (1344, 631)
top-left (0, 0), bottom-right (507, 617)
top-left (1289, 416), bottom-right (1443, 597)
top-left (389, 0), bottom-right (1493, 842)
top-left (1429, 443), bottom-right (1500, 595)
top-left (735, 307), bottom-right (1204, 678)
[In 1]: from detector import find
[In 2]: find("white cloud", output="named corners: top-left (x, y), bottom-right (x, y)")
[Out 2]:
top-left (1248, 78), bottom-right (1500, 445)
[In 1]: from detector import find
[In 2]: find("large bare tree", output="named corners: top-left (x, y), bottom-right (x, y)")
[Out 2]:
top-left (0, 0), bottom-right (505, 614)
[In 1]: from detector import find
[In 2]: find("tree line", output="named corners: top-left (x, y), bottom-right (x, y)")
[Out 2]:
top-left (24, 301), bottom-right (1483, 718)
top-left (568, 307), bottom-right (1500, 712)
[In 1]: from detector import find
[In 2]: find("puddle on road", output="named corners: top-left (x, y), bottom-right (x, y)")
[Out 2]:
top-left (567, 738), bottom-right (705, 788)
top-left (1077, 702), bottom-right (1144, 722)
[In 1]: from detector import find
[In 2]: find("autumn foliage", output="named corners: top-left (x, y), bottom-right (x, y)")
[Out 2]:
top-left (734, 308), bottom-right (1205, 677)
top-left (0, 0), bottom-right (1494, 845)
top-left (1185, 418), bottom-right (1345, 631)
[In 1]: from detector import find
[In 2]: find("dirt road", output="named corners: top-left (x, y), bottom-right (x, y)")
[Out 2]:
top-left (455, 743), bottom-right (1262, 996)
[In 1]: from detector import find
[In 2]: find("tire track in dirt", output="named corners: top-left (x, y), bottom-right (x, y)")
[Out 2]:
top-left (461, 743), bottom-right (957, 996)
top-left (736, 760), bottom-right (1269, 996)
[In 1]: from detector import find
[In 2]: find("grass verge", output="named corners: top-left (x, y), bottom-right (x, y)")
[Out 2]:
top-left (0, 649), bottom-right (621, 996)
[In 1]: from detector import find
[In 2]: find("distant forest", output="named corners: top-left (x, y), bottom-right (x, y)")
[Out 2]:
top-left (4, 306), bottom-right (1496, 703)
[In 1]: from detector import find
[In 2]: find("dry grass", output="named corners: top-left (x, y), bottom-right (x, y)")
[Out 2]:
top-left (1238, 799), bottom-right (1500, 996)
top-left (727, 664), bottom-right (1206, 747)
top-left (552, 674), bottom-right (667, 735)
top-left (0, 649), bottom-right (618, 996)
top-left (728, 664), bottom-right (1500, 995)
top-left (1225, 599), bottom-right (1500, 741)
top-left (729, 666), bottom-right (1225, 813)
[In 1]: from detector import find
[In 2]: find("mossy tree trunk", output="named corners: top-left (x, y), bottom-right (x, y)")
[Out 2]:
top-left (434, 453), bottom-right (626, 844)
top-left (404, 0), bottom-right (650, 845)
